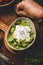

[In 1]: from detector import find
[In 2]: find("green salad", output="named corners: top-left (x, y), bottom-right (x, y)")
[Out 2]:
top-left (7, 18), bottom-right (34, 50)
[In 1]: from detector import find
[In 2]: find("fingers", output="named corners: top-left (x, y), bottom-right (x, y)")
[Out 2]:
top-left (17, 1), bottom-right (24, 10)
top-left (17, 2), bottom-right (23, 9)
top-left (17, 11), bottom-right (27, 16)
top-left (17, 11), bottom-right (33, 18)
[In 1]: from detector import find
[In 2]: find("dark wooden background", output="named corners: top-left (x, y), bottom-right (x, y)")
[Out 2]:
top-left (0, 0), bottom-right (43, 65)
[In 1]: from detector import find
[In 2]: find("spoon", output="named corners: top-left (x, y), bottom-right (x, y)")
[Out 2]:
top-left (0, 53), bottom-right (17, 65)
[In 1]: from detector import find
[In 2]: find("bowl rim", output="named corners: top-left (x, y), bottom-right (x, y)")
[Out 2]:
top-left (6, 17), bottom-right (36, 51)
top-left (0, 0), bottom-right (15, 7)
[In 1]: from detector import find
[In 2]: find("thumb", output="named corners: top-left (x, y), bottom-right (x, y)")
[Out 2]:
top-left (17, 11), bottom-right (27, 16)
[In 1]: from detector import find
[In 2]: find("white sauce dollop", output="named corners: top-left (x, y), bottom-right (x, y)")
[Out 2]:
top-left (14, 25), bottom-right (31, 42)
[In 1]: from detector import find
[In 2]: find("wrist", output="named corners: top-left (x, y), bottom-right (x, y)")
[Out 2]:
top-left (39, 8), bottom-right (43, 18)
top-left (42, 8), bottom-right (43, 17)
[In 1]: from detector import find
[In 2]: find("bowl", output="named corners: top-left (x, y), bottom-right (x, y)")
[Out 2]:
top-left (0, 0), bottom-right (15, 14)
top-left (7, 17), bottom-right (36, 51)
top-left (0, 0), bottom-right (14, 7)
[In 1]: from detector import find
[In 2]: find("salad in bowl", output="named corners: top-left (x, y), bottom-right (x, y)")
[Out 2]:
top-left (7, 17), bottom-right (36, 50)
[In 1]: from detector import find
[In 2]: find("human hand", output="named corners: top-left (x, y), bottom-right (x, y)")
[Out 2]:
top-left (16, 0), bottom-right (43, 18)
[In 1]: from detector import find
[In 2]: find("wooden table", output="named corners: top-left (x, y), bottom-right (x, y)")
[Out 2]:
top-left (0, 6), bottom-right (43, 65)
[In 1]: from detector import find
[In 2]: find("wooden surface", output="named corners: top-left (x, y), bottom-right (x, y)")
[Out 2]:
top-left (0, 5), bottom-right (43, 65)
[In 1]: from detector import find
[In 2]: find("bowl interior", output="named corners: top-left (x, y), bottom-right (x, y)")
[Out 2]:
top-left (7, 17), bottom-right (36, 51)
